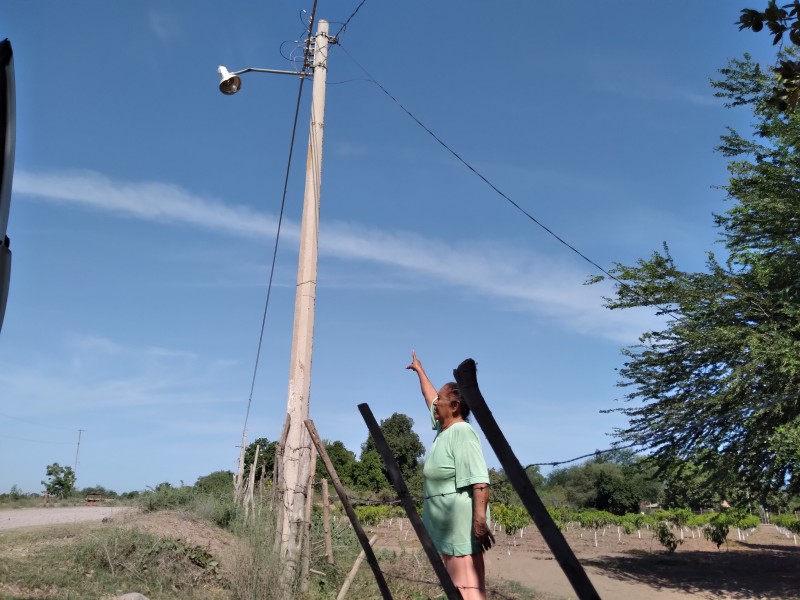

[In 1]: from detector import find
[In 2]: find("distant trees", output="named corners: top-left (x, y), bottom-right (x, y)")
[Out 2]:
top-left (195, 470), bottom-right (234, 497)
top-left (243, 437), bottom-right (277, 484)
top-left (544, 452), bottom-right (661, 515)
top-left (316, 440), bottom-right (357, 487)
top-left (361, 412), bottom-right (425, 483)
top-left (42, 463), bottom-right (76, 498)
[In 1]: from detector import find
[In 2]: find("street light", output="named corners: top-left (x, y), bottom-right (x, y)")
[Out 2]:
top-left (216, 65), bottom-right (310, 95)
top-left (217, 20), bottom-right (330, 585)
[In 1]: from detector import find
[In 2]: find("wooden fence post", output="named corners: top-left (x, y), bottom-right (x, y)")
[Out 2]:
top-left (322, 478), bottom-right (334, 565)
top-left (300, 450), bottom-right (317, 593)
top-left (357, 403), bottom-right (463, 600)
top-left (453, 358), bottom-right (601, 600)
top-left (304, 419), bottom-right (394, 600)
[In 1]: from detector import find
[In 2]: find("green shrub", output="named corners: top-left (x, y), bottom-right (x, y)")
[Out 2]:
top-left (703, 513), bottom-right (731, 549)
top-left (654, 521), bottom-right (682, 553)
top-left (492, 503), bottom-right (530, 536)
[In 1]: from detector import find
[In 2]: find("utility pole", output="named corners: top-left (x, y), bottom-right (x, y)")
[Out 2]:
top-left (73, 429), bottom-right (84, 477)
top-left (277, 19), bottom-right (330, 583)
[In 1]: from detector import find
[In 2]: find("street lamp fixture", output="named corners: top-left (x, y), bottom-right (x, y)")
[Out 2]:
top-left (216, 65), bottom-right (310, 95)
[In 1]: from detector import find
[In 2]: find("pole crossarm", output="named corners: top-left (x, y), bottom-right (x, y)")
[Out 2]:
top-left (453, 358), bottom-right (602, 600)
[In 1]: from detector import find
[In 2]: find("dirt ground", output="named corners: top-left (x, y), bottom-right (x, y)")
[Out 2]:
top-left (366, 518), bottom-right (800, 600)
top-left (0, 505), bottom-right (133, 530)
top-left (3, 507), bottom-right (799, 599)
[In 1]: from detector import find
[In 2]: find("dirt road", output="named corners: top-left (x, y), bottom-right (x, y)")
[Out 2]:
top-left (0, 505), bottom-right (133, 530)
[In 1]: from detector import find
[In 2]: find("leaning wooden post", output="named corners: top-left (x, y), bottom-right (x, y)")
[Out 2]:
top-left (453, 358), bottom-right (601, 600)
top-left (305, 419), bottom-right (394, 600)
top-left (322, 478), bottom-right (335, 565)
top-left (337, 534), bottom-right (378, 600)
top-left (357, 403), bottom-right (463, 600)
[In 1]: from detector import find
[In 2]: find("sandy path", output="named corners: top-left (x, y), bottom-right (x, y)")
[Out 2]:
top-left (0, 506), bottom-right (133, 530)
top-left (485, 551), bottom-right (688, 599)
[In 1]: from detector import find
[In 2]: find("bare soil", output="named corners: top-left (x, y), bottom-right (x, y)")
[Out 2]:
top-left (4, 508), bottom-right (799, 599)
top-left (367, 519), bottom-right (800, 600)
top-left (0, 505), bottom-right (133, 530)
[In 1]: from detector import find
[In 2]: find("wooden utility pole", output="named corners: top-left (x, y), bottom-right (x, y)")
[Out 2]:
top-left (277, 18), bottom-right (330, 585)
top-left (73, 429), bottom-right (84, 478)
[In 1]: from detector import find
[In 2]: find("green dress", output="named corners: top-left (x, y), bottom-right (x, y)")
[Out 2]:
top-left (422, 403), bottom-right (491, 556)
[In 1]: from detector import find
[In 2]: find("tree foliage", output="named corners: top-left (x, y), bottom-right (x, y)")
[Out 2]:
top-left (598, 54), bottom-right (800, 498)
top-left (361, 412), bottom-right (425, 483)
top-left (42, 463), bottom-right (76, 498)
top-left (243, 437), bottom-right (277, 483)
top-left (317, 440), bottom-right (357, 487)
top-left (351, 449), bottom-right (388, 492)
top-left (738, 1), bottom-right (800, 108)
top-left (194, 470), bottom-right (234, 497)
top-left (545, 454), bottom-right (661, 514)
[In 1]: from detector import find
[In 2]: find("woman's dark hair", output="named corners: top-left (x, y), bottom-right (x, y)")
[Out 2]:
top-left (444, 382), bottom-right (470, 422)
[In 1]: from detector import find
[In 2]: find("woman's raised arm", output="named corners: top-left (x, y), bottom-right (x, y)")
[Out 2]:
top-left (406, 350), bottom-right (438, 409)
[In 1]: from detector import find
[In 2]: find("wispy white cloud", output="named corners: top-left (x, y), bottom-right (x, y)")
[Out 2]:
top-left (0, 333), bottom-right (240, 414)
top-left (16, 168), bottom-right (662, 344)
top-left (586, 56), bottom-right (718, 107)
top-left (148, 10), bottom-right (183, 44)
top-left (15, 169), bottom-right (296, 240)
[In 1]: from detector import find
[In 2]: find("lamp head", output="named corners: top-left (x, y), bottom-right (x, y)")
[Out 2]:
top-left (217, 66), bottom-right (242, 95)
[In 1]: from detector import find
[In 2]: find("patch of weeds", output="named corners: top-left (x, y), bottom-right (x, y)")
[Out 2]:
top-left (74, 528), bottom-right (225, 592)
top-left (0, 525), bottom-right (228, 600)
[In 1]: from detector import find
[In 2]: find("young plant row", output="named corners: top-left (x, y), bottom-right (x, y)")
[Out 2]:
top-left (491, 504), bottom-right (768, 553)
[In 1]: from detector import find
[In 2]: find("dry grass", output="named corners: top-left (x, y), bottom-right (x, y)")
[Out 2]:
top-left (0, 495), bottom-right (539, 600)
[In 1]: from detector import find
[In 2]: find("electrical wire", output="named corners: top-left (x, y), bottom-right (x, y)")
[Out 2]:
top-left (524, 441), bottom-right (642, 469)
top-left (335, 42), bottom-right (682, 321)
top-left (240, 0), bottom-right (319, 436)
top-left (333, 0), bottom-right (370, 39)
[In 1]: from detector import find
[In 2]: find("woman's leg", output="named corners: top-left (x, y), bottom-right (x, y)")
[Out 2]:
top-left (441, 553), bottom-right (486, 600)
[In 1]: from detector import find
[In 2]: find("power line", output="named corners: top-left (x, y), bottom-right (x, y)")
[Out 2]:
top-left (524, 441), bottom-right (642, 469)
top-left (333, 0), bottom-right (370, 38)
top-left (335, 42), bottom-right (681, 321)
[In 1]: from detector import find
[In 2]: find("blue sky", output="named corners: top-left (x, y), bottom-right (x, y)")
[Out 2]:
top-left (1, 1), bottom-right (776, 494)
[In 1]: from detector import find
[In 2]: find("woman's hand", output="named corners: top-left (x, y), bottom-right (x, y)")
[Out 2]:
top-left (406, 350), bottom-right (423, 373)
top-left (473, 518), bottom-right (495, 552)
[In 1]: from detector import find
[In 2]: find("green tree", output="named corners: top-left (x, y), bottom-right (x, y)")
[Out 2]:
top-left (545, 455), bottom-right (660, 514)
top-left (351, 449), bottom-right (388, 493)
top-left (79, 485), bottom-right (117, 498)
top-left (195, 470), bottom-right (234, 496)
top-left (42, 463), bottom-right (76, 498)
top-left (738, 2), bottom-right (800, 109)
top-left (361, 412), bottom-right (425, 483)
top-left (243, 437), bottom-right (277, 483)
top-left (488, 468), bottom-right (521, 506)
top-left (316, 440), bottom-right (357, 487)
top-left (596, 53), bottom-right (800, 498)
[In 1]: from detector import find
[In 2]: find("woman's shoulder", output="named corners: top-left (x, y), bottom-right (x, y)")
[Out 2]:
top-left (448, 421), bottom-right (479, 438)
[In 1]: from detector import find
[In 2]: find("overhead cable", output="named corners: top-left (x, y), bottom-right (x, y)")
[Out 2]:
top-left (336, 42), bottom-right (681, 321)
top-left (333, 0), bottom-right (370, 38)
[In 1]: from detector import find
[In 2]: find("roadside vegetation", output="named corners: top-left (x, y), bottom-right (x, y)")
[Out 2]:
top-left (0, 477), bottom-right (540, 600)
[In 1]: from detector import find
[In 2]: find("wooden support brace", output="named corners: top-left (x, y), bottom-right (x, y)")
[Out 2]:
top-left (305, 419), bottom-right (394, 600)
top-left (336, 534), bottom-right (377, 600)
top-left (453, 358), bottom-right (601, 600)
top-left (357, 403), bottom-right (463, 600)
